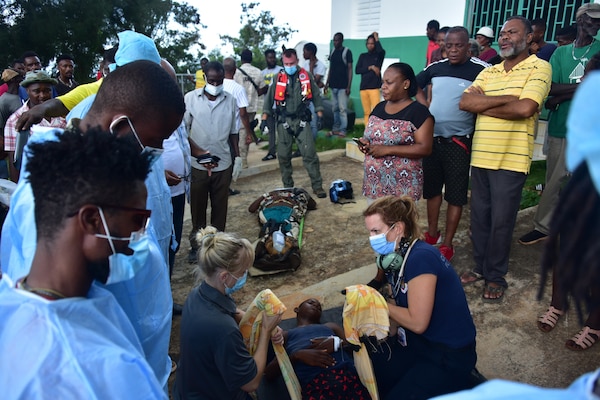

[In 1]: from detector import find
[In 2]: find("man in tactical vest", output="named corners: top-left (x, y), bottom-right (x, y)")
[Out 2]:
top-left (261, 48), bottom-right (327, 198)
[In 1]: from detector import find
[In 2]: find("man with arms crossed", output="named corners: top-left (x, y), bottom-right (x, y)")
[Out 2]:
top-left (459, 16), bottom-right (551, 302)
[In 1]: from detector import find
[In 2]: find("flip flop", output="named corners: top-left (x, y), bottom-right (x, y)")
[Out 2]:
top-left (460, 270), bottom-right (483, 285)
top-left (482, 283), bottom-right (505, 303)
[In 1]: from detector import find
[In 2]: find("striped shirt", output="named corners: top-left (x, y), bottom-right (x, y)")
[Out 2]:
top-left (469, 55), bottom-right (551, 174)
top-left (4, 101), bottom-right (66, 151)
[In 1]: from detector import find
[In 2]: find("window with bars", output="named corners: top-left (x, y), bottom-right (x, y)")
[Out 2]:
top-left (465, 0), bottom-right (592, 42)
top-left (352, 0), bottom-right (382, 38)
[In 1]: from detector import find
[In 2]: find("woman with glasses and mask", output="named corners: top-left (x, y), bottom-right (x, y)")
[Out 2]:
top-left (173, 226), bottom-right (283, 400)
top-left (363, 196), bottom-right (478, 400)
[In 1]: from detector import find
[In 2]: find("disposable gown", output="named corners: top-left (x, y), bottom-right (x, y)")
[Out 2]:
top-left (0, 127), bottom-right (173, 388)
top-left (0, 276), bottom-right (167, 399)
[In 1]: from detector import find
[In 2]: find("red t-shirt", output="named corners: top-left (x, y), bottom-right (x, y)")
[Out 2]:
top-left (426, 40), bottom-right (440, 66)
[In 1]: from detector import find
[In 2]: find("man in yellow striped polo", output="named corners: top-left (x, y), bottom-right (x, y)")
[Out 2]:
top-left (458, 16), bottom-right (551, 302)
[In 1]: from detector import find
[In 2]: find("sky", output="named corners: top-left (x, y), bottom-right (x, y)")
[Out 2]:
top-left (185, 0), bottom-right (332, 54)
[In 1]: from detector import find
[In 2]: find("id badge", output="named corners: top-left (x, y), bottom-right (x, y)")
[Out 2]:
top-left (397, 327), bottom-right (407, 347)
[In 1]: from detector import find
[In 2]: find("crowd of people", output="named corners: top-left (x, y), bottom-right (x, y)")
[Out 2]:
top-left (0, 3), bottom-right (599, 400)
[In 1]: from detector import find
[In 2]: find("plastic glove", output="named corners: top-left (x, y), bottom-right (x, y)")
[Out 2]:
top-left (260, 120), bottom-right (268, 133)
top-left (232, 156), bottom-right (243, 182)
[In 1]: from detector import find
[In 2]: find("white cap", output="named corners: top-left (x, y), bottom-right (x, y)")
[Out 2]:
top-left (476, 27), bottom-right (495, 39)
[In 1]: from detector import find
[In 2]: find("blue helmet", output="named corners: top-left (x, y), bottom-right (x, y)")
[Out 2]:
top-left (329, 179), bottom-right (353, 203)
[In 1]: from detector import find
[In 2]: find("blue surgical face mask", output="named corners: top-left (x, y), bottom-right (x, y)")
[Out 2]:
top-left (204, 82), bottom-right (223, 96)
top-left (95, 207), bottom-right (150, 284)
top-left (284, 65), bottom-right (298, 75)
top-left (369, 224), bottom-right (397, 255)
top-left (224, 270), bottom-right (248, 295)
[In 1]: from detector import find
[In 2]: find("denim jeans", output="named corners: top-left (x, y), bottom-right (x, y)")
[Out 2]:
top-left (331, 88), bottom-right (348, 134)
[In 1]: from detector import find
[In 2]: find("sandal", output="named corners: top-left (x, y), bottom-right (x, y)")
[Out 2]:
top-left (482, 283), bottom-right (505, 303)
top-left (565, 326), bottom-right (600, 351)
top-left (460, 270), bottom-right (483, 285)
top-left (537, 306), bottom-right (564, 333)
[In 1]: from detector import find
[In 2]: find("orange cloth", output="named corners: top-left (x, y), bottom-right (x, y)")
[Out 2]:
top-left (343, 284), bottom-right (390, 400)
top-left (239, 289), bottom-right (301, 400)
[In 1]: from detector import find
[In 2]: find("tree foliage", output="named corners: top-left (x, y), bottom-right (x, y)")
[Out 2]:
top-left (0, 0), bottom-right (205, 82)
top-left (219, 2), bottom-right (297, 69)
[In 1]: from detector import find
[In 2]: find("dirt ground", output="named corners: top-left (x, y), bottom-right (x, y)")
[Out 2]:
top-left (167, 152), bottom-right (600, 392)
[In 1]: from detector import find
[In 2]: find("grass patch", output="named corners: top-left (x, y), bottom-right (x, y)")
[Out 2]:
top-left (315, 123), bottom-right (365, 152)
top-left (520, 160), bottom-right (546, 209)
top-left (255, 123), bottom-right (366, 152)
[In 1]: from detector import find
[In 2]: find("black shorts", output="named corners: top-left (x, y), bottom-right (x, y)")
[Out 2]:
top-left (423, 136), bottom-right (472, 206)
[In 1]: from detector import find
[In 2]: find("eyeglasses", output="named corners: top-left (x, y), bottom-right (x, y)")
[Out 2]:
top-left (229, 270), bottom-right (248, 281)
top-left (109, 115), bottom-right (144, 151)
top-left (97, 204), bottom-right (152, 241)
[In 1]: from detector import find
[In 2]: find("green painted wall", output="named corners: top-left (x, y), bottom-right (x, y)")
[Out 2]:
top-left (339, 36), bottom-right (429, 119)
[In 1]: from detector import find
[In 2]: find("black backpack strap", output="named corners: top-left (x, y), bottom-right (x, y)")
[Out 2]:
top-left (238, 67), bottom-right (260, 92)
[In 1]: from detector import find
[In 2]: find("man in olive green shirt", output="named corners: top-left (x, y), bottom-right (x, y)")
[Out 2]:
top-left (262, 48), bottom-right (327, 198)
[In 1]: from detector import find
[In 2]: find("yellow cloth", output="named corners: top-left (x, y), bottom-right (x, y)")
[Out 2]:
top-left (57, 79), bottom-right (103, 111)
top-left (343, 284), bottom-right (390, 400)
top-left (239, 289), bottom-right (301, 400)
top-left (469, 55), bottom-right (551, 174)
top-left (195, 70), bottom-right (206, 89)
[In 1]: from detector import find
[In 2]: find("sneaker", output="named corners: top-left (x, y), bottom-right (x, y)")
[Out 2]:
top-left (314, 188), bottom-right (327, 198)
top-left (188, 249), bottom-right (198, 264)
top-left (439, 244), bottom-right (454, 262)
top-left (518, 230), bottom-right (548, 245)
top-left (262, 153), bottom-right (276, 161)
top-left (424, 231), bottom-right (442, 245)
top-left (229, 188), bottom-right (241, 196)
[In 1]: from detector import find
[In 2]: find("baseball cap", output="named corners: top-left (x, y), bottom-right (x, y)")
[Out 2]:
top-left (576, 3), bottom-right (600, 19)
top-left (476, 27), bottom-right (495, 39)
top-left (20, 70), bottom-right (57, 87)
top-left (2, 68), bottom-right (20, 83)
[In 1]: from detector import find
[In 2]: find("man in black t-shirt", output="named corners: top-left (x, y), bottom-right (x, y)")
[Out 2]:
top-left (416, 26), bottom-right (488, 262)
top-left (324, 32), bottom-right (353, 137)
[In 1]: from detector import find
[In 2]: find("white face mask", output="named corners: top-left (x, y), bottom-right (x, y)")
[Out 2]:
top-left (204, 82), bottom-right (223, 96)
top-left (94, 207), bottom-right (151, 284)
